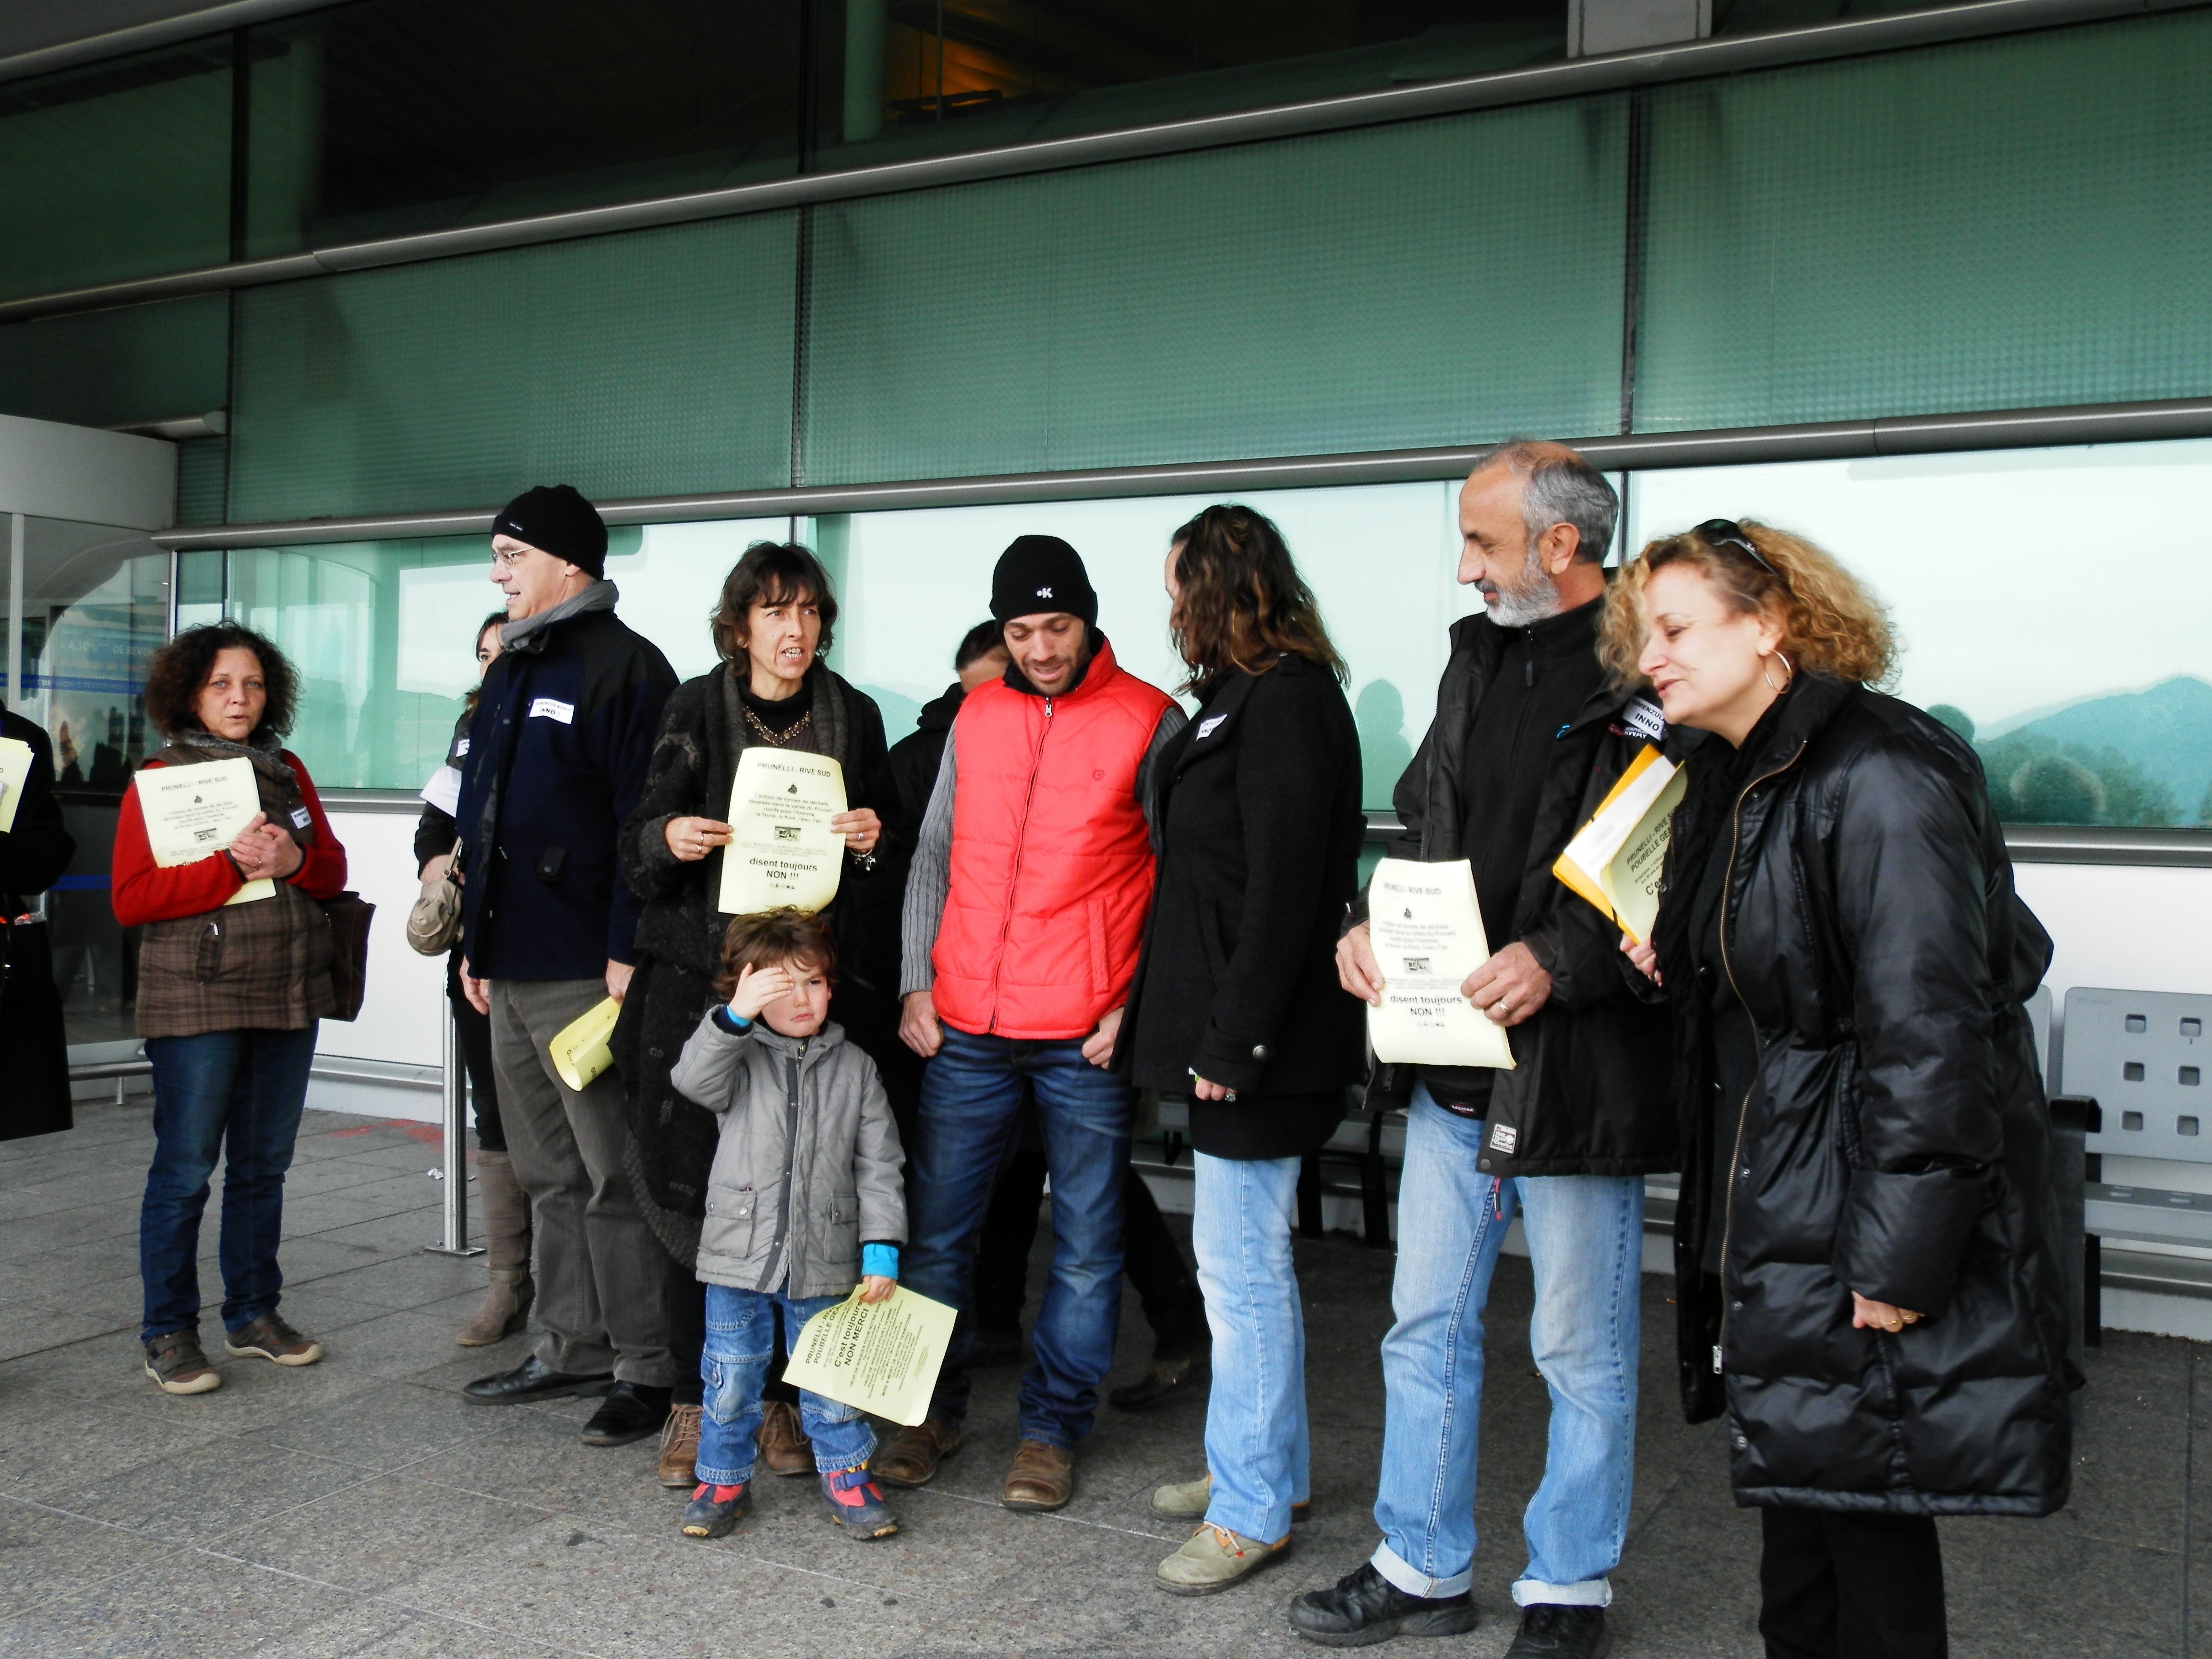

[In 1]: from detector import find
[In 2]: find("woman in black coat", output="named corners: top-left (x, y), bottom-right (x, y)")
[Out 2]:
top-left (613, 541), bottom-right (888, 1488)
top-left (1609, 519), bottom-right (2072, 1659)
top-left (2, 706), bottom-right (78, 1140)
top-left (1115, 504), bottom-right (1366, 1596)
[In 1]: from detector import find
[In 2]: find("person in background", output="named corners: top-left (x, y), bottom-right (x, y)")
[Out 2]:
top-left (876, 535), bottom-right (1184, 1513)
top-left (1, 702), bottom-right (78, 1141)
top-left (1297, 443), bottom-right (1674, 1656)
top-left (115, 624), bottom-right (348, 1395)
top-left (455, 485), bottom-right (685, 1449)
top-left (415, 612), bottom-right (530, 1347)
top-left (1117, 505), bottom-right (1366, 1595)
top-left (1608, 519), bottom-right (2073, 1659)
top-left (665, 907), bottom-right (905, 1543)
top-left (614, 541), bottom-right (888, 1492)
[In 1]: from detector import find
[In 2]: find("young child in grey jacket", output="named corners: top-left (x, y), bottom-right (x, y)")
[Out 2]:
top-left (667, 906), bottom-right (906, 1542)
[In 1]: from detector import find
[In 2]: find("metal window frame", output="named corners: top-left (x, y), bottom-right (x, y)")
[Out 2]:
top-left (0, 0), bottom-right (2186, 327)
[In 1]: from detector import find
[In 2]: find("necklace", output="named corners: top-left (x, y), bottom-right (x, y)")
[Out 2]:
top-left (743, 705), bottom-right (812, 747)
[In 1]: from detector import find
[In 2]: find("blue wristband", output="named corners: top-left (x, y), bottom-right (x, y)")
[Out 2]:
top-left (861, 1242), bottom-right (899, 1280)
top-left (711, 1005), bottom-right (752, 1035)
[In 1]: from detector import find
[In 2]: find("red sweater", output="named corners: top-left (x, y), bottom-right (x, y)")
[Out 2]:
top-left (112, 752), bottom-right (348, 927)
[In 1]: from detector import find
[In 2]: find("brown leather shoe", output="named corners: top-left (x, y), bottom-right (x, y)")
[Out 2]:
top-left (1002, 1438), bottom-right (1074, 1512)
top-left (871, 1418), bottom-right (960, 1488)
top-left (757, 1398), bottom-right (812, 1477)
top-left (657, 1404), bottom-right (702, 1488)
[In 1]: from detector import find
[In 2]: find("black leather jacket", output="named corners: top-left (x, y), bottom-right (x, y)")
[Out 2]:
top-left (1659, 673), bottom-right (2073, 1516)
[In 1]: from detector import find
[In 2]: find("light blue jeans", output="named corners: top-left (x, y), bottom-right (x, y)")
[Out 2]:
top-left (1191, 1151), bottom-right (1309, 1543)
top-left (1371, 1085), bottom-right (1644, 1606)
top-left (695, 1283), bottom-right (875, 1486)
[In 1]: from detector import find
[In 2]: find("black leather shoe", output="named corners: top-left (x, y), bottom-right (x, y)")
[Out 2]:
top-left (1503, 1605), bottom-right (1610, 1659)
top-left (1108, 1347), bottom-right (1211, 1412)
top-left (1288, 1562), bottom-right (1479, 1647)
top-left (462, 1355), bottom-right (615, 1405)
top-left (580, 1381), bottom-right (673, 1446)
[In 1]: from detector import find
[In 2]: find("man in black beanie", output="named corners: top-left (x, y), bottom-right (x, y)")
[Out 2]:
top-left (872, 535), bottom-right (1188, 1514)
top-left (455, 485), bottom-right (688, 1449)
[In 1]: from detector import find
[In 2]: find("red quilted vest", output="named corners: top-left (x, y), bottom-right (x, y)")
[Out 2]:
top-left (931, 639), bottom-right (1173, 1041)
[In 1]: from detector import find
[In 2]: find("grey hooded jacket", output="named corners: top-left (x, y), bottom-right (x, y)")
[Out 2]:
top-left (669, 1013), bottom-right (905, 1298)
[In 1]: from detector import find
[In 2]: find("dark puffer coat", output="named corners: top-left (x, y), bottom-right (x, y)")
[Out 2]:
top-left (1658, 672), bottom-right (2074, 1516)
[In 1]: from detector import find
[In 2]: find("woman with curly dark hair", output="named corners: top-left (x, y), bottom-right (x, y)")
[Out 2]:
top-left (612, 541), bottom-right (890, 1488)
top-left (113, 622), bottom-right (349, 1395)
top-left (1113, 504), bottom-right (1366, 1595)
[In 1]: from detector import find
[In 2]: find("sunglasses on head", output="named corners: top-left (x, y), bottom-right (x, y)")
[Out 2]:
top-left (1694, 518), bottom-right (1786, 585)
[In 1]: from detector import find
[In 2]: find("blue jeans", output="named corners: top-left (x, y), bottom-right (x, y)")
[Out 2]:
top-left (1371, 1085), bottom-right (1644, 1606)
top-left (901, 1025), bottom-right (1133, 1446)
top-left (1193, 1151), bottom-right (1309, 1543)
top-left (696, 1282), bottom-right (875, 1485)
top-left (139, 1025), bottom-right (319, 1343)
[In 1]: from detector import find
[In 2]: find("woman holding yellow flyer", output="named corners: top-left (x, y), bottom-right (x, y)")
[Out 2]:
top-left (613, 541), bottom-right (890, 1488)
top-left (1604, 519), bottom-right (2071, 1658)
top-left (113, 625), bottom-right (348, 1397)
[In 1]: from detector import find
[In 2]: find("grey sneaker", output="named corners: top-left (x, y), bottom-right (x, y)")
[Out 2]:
top-left (144, 1330), bottom-right (222, 1395)
top-left (224, 1312), bottom-right (324, 1366)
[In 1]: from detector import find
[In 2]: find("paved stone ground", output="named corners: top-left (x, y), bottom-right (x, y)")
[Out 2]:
top-left (0, 1099), bottom-right (2193, 1658)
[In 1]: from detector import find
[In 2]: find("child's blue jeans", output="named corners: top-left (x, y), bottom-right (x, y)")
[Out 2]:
top-left (696, 1281), bottom-right (876, 1486)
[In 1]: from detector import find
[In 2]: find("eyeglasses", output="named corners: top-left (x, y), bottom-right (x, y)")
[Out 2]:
top-left (1694, 518), bottom-right (1786, 586)
top-left (490, 544), bottom-right (530, 569)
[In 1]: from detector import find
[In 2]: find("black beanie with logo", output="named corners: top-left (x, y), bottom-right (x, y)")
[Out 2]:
top-left (493, 484), bottom-right (609, 577)
top-left (990, 535), bottom-right (1097, 625)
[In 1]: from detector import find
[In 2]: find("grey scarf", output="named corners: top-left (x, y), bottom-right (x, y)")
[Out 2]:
top-left (499, 579), bottom-right (620, 655)
top-left (706, 659), bottom-right (854, 818)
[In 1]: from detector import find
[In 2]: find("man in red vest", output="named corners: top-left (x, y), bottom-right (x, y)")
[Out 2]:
top-left (874, 536), bottom-right (1184, 1513)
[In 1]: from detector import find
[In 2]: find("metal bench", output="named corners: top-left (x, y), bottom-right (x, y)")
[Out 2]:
top-left (2058, 987), bottom-right (2212, 1335)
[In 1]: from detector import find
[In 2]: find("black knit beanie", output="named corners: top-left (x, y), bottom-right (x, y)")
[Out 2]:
top-left (493, 484), bottom-right (608, 577)
top-left (990, 535), bottom-right (1096, 625)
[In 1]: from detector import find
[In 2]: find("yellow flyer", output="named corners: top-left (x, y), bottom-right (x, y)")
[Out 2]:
top-left (0, 736), bottom-right (29, 833)
top-left (1551, 746), bottom-right (1689, 946)
top-left (548, 996), bottom-right (620, 1092)
top-left (1367, 858), bottom-right (1515, 1070)
top-left (781, 1286), bottom-right (955, 1427)
top-left (134, 757), bottom-right (274, 905)
top-left (717, 747), bottom-right (845, 915)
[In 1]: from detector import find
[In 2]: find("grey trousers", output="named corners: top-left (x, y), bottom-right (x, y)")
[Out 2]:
top-left (487, 977), bottom-right (684, 1387)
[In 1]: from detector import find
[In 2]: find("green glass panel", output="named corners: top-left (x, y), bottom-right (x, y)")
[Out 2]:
top-left (224, 537), bottom-right (490, 791)
top-left (228, 214), bottom-right (800, 523)
top-left (0, 296), bottom-right (229, 431)
top-left (802, 98), bottom-right (1628, 483)
top-left (1637, 11), bottom-right (2212, 432)
top-left (175, 440), bottom-right (230, 527)
top-left (0, 40), bottom-right (233, 301)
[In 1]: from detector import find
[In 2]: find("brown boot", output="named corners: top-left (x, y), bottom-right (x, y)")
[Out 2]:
top-left (870, 1418), bottom-right (961, 1488)
top-left (457, 1150), bottom-right (534, 1347)
top-left (757, 1398), bottom-right (812, 1477)
top-left (1002, 1438), bottom-right (1074, 1512)
top-left (657, 1404), bottom-right (702, 1488)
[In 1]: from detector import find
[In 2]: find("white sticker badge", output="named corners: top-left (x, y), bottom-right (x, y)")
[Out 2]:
top-left (290, 807), bottom-right (313, 830)
top-left (1196, 715), bottom-right (1226, 740)
top-left (528, 697), bottom-right (575, 724)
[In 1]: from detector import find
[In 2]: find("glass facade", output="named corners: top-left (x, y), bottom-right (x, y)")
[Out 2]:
top-left (1628, 439), bottom-right (2212, 829)
top-left (199, 435), bottom-right (2212, 834)
top-left (0, 519), bottom-right (171, 1048)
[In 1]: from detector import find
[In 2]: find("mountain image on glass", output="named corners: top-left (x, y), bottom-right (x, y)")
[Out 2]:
top-left (1929, 676), bottom-right (2212, 828)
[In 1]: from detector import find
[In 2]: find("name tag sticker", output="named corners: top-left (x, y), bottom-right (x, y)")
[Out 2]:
top-left (528, 698), bottom-right (575, 724)
top-left (1489, 1123), bottom-right (1517, 1154)
top-left (289, 807), bottom-right (313, 830)
top-left (1623, 697), bottom-right (1665, 743)
top-left (455, 737), bottom-right (470, 756)
top-left (1196, 715), bottom-right (1226, 740)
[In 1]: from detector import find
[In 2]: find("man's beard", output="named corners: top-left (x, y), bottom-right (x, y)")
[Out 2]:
top-left (1479, 545), bottom-right (1560, 628)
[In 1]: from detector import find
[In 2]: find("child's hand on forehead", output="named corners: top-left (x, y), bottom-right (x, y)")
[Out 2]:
top-left (728, 961), bottom-right (795, 1022)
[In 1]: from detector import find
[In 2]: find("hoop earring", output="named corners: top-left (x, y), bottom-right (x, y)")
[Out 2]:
top-left (1762, 649), bottom-right (1794, 694)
